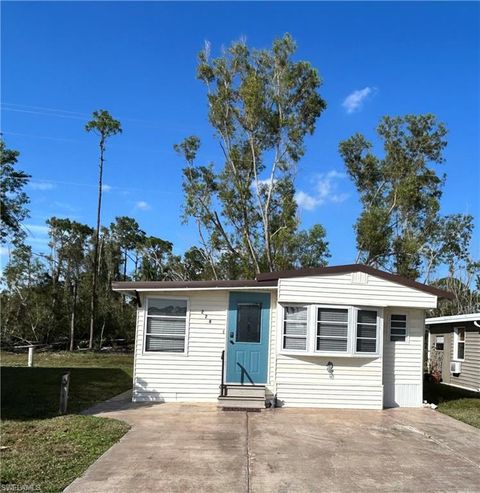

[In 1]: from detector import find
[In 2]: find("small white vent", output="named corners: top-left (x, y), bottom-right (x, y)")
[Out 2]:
top-left (352, 272), bottom-right (368, 285)
top-left (450, 361), bottom-right (462, 374)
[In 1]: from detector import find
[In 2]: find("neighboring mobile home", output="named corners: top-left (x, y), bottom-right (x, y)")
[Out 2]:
top-left (426, 313), bottom-right (480, 392)
top-left (112, 264), bottom-right (452, 409)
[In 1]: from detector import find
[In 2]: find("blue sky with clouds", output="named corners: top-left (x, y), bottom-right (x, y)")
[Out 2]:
top-left (2, 1), bottom-right (479, 267)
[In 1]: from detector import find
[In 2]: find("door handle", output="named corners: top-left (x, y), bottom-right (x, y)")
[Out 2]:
top-left (229, 332), bottom-right (234, 339)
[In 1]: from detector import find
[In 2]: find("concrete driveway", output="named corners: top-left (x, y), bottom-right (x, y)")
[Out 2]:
top-left (65, 397), bottom-right (480, 493)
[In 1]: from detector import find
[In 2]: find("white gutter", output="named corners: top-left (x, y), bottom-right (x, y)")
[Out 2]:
top-left (425, 313), bottom-right (480, 325)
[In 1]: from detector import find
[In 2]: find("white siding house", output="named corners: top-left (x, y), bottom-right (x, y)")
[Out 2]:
top-left (113, 264), bottom-right (451, 409)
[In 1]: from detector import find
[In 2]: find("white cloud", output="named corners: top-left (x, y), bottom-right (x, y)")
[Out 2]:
top-left (0, 246), bottom-right (10, 257)
top-left (135, 200), bottom-right (151, 211)
top-left (29, 181), bottom-right (56, 191)
top-left (103, 184), bottom-right (112, 193)
top-left (295, 170), bottom-right (349, 211)
top-left (295, 191), bottom-right (320, 211)
top-left (342, 87), bottom-right (377, 114)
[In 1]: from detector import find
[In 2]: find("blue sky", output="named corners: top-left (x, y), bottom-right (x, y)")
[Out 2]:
top-left (2, 1), bottom-right (479, 269)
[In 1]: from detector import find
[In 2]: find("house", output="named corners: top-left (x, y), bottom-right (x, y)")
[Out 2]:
top-left (425, 313), bottom-right (480, 392)
top-left (112, 264), bottom-right (452, 409)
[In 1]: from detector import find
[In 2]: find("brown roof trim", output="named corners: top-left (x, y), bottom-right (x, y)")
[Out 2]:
top-left (256, 264), bottom-right (453, 299)
top-left (112, 264), bottom-right (453, 299)
top-left (112, 279), bottom-right (278, 290)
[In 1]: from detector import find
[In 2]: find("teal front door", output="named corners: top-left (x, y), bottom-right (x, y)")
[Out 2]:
top-left (226, 292), bottom-right (270, 385)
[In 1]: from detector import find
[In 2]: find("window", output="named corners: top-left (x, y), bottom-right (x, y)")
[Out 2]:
top-left (435, 335), bottom-right (444, 351)
top-left (390, 314), bottom-right (407, 342)
top-left (145, 298), bottom-right (188, 352)
top-left (236, 303), bottom-right (261, 343)
top-left (280, 304), bottom-right (382, 356)
top-left (317, 308), bottom-right (349, 352)
top-left (454, 327), bottom-right (465, 361)
top-left (283, 306), bottom-right (308, 351)
top-left (356, 309), bottom-right (378, 353)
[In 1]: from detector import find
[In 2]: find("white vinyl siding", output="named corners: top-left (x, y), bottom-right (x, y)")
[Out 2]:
top-left (275, 355), bottom-right (383, 409)
top-left (133, 291), bottom-right (228, 402)
top-left (278, 272), bottom-right (437, 308)
top-left (276, 304), bottom-right (384, 409)
top-left (383, 308), bottom-right (424, 407)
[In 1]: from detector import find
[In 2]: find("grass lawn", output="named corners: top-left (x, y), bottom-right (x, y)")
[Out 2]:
top-left (424, 382), bottom-right (480, 429)
top-left (1, 351), bottom-right (134, 492)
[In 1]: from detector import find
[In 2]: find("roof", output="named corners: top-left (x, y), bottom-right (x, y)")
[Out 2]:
top-left (256, 264), bottom-right (453, 299)
top-left (425, 313), bottom-right (480, 325)
top-left (112, 263), bottom-right (453, 299)
top-left (112, 279), bottom-right (278, 291)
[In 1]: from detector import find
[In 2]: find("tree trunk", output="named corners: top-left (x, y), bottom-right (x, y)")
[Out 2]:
top-left (99, 319), bottom-right (106, 350)
top-left (89, 137), bottom-right (105, 350)
top-left (69, 282), bottom-right (77, 352)
top-left (122, 249), bottom-right (128, 310)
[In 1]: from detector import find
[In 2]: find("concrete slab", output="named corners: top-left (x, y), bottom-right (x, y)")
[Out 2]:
top-left (65, 401), bottom-right (480, 493)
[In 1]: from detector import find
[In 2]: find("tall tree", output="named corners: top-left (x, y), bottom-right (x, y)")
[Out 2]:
top-left (0, 138), bottom-right (30, 245)
top-left (85, 110), bottom-right (122, 349)
top-left (339, 114), bottom-right (455, 279)
top-left (47, 218), bottom-right (93, 351)
top-left (176, 34), bottom-right (329, 278)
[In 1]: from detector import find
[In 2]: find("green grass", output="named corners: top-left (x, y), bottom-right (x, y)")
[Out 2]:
top-left (424, 382), bottom-right (480, 429)
top-left (1, 416), bottom-right (129, 493)
top-left (1, 350), bottom-right (133, 376)
top-left (1, 351), bottom-right (134, 492)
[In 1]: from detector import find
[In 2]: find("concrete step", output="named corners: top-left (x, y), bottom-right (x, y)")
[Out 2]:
top-left (217, 396), bottom-right (266, 409)
top-left (224, 385), bottom-right (266, 398)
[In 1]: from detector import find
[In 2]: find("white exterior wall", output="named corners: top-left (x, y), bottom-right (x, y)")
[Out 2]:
top-left (131, 272), bottom-right (431, 408)
top-left (383, 308), bottom-right (425, 407)
top-left (133, 290), bottom-right (228, 402)
top-left (273, 273), bottom-right (432, 409)
top-left (275, 355), bottom-right (383, 409)
top-left (278, 272), bottom-right (437, 308)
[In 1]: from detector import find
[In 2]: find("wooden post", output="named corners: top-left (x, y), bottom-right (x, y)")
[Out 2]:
top-left (28, 346), bottom-right (34, 367)
top-left (59, 372), bottom-right (70, 414)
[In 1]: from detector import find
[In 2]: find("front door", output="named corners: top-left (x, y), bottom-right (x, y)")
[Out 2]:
top-left (226, 292), bottom-right (270, 385)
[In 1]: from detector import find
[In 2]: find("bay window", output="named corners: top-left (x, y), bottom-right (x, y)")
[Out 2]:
top-left (356, 310), bottom-right (378, 353)
top-left (281, 304), bottom-right (381, 356)
top-left (317, 308), bottom-right (349, 352)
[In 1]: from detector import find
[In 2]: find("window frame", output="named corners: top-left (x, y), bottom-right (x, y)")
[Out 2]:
top-left (279, 303), bottom-right (382, 357)
top-left (453, 326), bottom-right (465, 361)
top-left (314, 305), bottom-right (352, 355)
top-left (389, 313), bottom-right (408, 343)
top-left (353, 307), bottom-right (382, 356)
top-left (282, 304), bottom-right (309, 353)
top-left (143, 295), bottom-right (190, 355)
